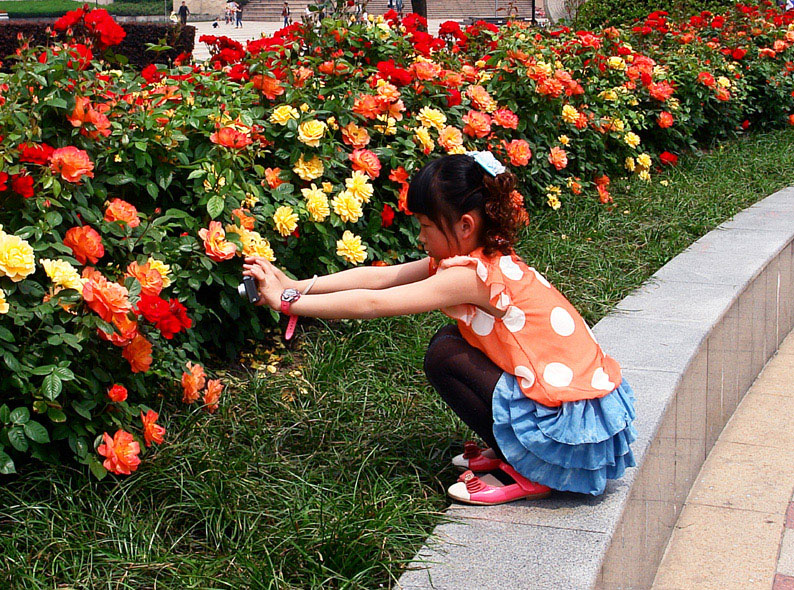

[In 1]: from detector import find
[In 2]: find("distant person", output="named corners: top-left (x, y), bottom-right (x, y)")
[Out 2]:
top-left (177, 0), bottom-right (189, 25)
top-left (396, 0), bottom-right (404, 17)
top-left (235, 3), bottom-right (243, 27)
top-left (388, 0), bottom-right (393, 8)
top-left (282, 1), bottom-right (290, 26)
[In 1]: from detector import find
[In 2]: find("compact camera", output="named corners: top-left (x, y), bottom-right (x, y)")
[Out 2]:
top-left (237, 275), bottom-right (261, 304)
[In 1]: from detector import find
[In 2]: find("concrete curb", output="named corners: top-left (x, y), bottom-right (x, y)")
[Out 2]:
top-left (397, 187), bottom-right (794, 590)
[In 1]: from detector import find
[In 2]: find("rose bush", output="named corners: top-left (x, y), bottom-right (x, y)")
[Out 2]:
top-left (2, 2), bottom-right (794, 477)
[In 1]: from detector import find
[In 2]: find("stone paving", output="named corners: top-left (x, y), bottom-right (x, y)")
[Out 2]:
top-left (189, 18), bottom-right (448, 62)
top-left (652, 334), bottom-right (794, 590)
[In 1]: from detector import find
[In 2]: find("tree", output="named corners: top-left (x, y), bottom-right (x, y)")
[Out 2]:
top-left (412, 0), bottom-right (427, 18)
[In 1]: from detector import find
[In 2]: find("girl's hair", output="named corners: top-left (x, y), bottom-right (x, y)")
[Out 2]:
top-left (406, 154), bottom-right (518, 256)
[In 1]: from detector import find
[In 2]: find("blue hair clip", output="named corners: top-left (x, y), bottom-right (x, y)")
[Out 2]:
top-left (465, 150), bottom-right (506, 177)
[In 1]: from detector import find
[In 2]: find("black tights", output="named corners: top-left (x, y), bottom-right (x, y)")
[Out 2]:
top-left (424, 325), bottom-right (506, 461)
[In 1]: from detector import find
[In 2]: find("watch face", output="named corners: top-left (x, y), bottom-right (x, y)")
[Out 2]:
top-left (281, 288), bottom-right (301, 303)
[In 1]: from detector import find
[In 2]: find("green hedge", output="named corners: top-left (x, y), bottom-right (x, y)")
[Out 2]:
top-left (573, 0), bottom-right (736, 29)
top-left (0, 0), bottom-right (164, 18)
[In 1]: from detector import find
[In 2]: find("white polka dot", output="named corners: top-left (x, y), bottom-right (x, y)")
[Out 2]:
top-left (550, 307), bottom-right (575, 336)
top-left (471, 308), bottom-right (495, 336)
top-left (476, 260), bottom-right (488, 282)
top-left (531, 268), bottom-right (551, 288)
top-left (502, 306), bottom-right (526, 332)
top-left (514, 365), bottom-right (535, 389)
top-left (497, 292), bottom-right (511, 308)
top-left (499, 255), bottom-right (523, 281)
top-left (591, 367), bottom-right (615, 391)
top-left (543, 362), bottom-right (573, 387)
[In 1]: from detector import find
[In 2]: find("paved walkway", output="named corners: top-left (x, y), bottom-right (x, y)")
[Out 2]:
top-left (190, 18), bottom-right (449, 62)
top-left (652, 332), bottom-right (794, 589)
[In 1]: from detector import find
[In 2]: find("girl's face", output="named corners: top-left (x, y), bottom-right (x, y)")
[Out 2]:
top-left (416, 214), bottom-right (456, 261)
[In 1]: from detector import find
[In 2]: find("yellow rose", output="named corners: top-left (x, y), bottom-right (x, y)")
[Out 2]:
top-left (147, 257), bottom-right (172, 287)
top-left (607, 56), bottom-right (626, 70)
top-left (241, 229), bottom-right (275, 260)
top-left (417, 107), bottom-right (447, 131)
top-left (41, 258), bottom-right (84, 291)
top-left (0, 228), bottom-right (35, 282)
top-left (717, 76), bottom-right (731, 88)
top-left (637, 153), bottom-right (652, 169)
top-left (0, 288), bottom-right (7, 314)
top-left (546, 195), bottom-right (561, 210)
top-left (293, 154), bottom-right (324, 181)
top-left (624, 132), bottom-right (641, 148)
top-left (322, 182), bottom-right (334, 194)
top-left (345, 171), bottom-right (374, 203)
top-left (599, 89), bottom-right (618, 101)
top-left (558, 135), bottom-right (570, 146)
top-left (273, 205), bottom-right (299, 237)
top-left (244, 192), bottom-right (260, 208)
top-left (302, 184), bottom-right (330, 222)
top-left (414, 126), bottom-right (434, 154)
top-left (331, 190), bottom-right (363, 223)
top-left (269, 105), bottom-right (299, 125)
top-left (336, 231), bottom-right (367, 265)
top-left (298, 120), bottom-right (327, 147)
top-left (624, 157), bottom-right (636, 172)
top-left (638, 169), bottom-right (651, 182)
top-left (374, 115), bottom-right (397, 136)
top-left (562, 105), bottom-right (579, 125)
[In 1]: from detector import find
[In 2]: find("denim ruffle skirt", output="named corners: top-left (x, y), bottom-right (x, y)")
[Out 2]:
top-left (492, 374), bottom-right (637, 496)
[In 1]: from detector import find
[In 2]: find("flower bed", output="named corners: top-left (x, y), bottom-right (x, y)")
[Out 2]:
top-left (1, 2), bottom-right (794, 477)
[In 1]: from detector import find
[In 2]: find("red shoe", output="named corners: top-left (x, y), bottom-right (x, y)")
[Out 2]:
top-left (447, 462), bottom-right (552, 505)
top-left (452, 441), bottom-right (502, 472)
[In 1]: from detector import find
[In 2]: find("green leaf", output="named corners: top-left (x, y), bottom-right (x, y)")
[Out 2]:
top-left (44, 211), bottom-right (63, 227)
top-left (31, 365), bottom-right (55, 376)
top-left (0, 326), bottom-right (13, 342)
top-left (0, 451), bottom-right (15, 475)
top-left (146, 181), bottom-right (159, 199)
top-left (52, 367), bottom-right (75, 381)
top-left (8, 426), bottom-right (27, 452)
top-left (42, 373), bottom-right (62, 401)
top-left (207, 195), bottom-right (225, 219)
top-left (9, 407), bottom-right (29, 425)
top-left (0, 405), bottom-right (8, 423)
top-left (88, 456), bottom-right (107, 480)
top-left (4, 353), bottom-right (21, 373)
top-left (72, 401), bottom-right (92, 420)
top-left (47, 408), bottom-right (67, 423)
top-left (106, 174), bottom-right (136, 186)
top-left (24, 421), bottom-right (50, 444)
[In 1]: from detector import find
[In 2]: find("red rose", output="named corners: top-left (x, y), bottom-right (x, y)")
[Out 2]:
top-left (11, 173), bottom-right (34, 198)
top-left (381, 204), bottom-right (395, 228)
top-left (0, 172), bottom-right (7, 192)
top-left (19, 142), bottom-right (54, 165)
top-left (659, 151), bottom-right (678, 166)
top-left (732, 47), bottom-right (747, 60)
top-left (169, 298), bottom-right (192, 331)
top-left (137, 294), bottom-right (171, 324)
top-left (446, 89), bottom-right (462, 108)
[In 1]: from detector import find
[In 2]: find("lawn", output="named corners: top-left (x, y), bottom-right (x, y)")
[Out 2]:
top-left (0, 0), bottom-right (167, 17)
top-left (2, 128), bottom-right (794, 588)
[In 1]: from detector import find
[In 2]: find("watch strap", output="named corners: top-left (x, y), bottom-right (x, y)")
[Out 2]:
top-left (284, 314), bottom-right (299, 340)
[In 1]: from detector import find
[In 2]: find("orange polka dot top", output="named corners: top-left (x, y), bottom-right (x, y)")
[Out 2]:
top-left (429, 248), bottom-right (622, 408)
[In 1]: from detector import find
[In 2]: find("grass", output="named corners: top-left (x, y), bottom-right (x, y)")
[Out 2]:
top-left (3, 128), bottom-right (794, 588)
top-left (1, 0), bottom-right (168, 18)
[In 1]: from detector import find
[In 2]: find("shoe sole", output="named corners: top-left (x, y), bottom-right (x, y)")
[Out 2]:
top-left (449, 490), bottom-right (552, 505)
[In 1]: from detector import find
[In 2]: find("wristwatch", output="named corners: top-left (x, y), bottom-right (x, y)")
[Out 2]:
top-left (280, 288), bottom-right (302, 340)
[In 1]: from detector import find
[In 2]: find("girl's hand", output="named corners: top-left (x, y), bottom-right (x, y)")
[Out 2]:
top-left (242, 261), bottom-right (282, 311)
top-left (244, 256), bottom-right (297, 290)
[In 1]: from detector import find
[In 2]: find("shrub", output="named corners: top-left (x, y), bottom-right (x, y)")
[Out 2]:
top-left (2, 3), bottom-right (794, 478)
top-left (573, 0), bottom-right (735, 29)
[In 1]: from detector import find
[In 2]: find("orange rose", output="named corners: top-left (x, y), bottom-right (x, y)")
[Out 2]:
top-left (198, 221), bottom-right (237, 262)
top-left (97, 310), bottom-right (138, 347)
top-left (352, 94), bottom-right (381, 119)
top-left (181, 361), bottom-right (206, 403)
top-left (125, 261), bottom-right (163, 296)
top-left (50, 146), bottom-right (94, 183)
top-left (493, 108), bottom-right (519, 129)
top-left (97, 429), bottom-right (141, 475)
top-left (505, 139), bottom-right (532, 166)
top-left (264, 167), bottom-right (284, 189)
top-left (231, 208), bottom-right (255, 230)
top-left (595, 175), bottom-right (611, 204)
top-left (82, 273), bottom-right (131, 322)
top-left (203, 379), bottom-right (223, 413)
top-left (105, 198), bottom-right (140, 228)
top-left (252, 74), bottom-right (285, 100)
top-left (438, 126), bottom-right (463, 153)
top-left (141, 410), bottom-right (165, 447)
top-left (349, 149), bottom-right (381, 179)
top-left (386, 99), bottom-right (405, 121)
top-left (107, 384), bottom-right (128, 402)
top-left (122, 335), bottom-right (152, 373)
top-left (210, 127), bottom-right (252, 149)
top-left (466, 85), bottom-right (496, 112)
top-left (462, 110), bottom-right (492, 138)
top-left (657, 111), bottom-right (674, 129)
top-left (376, 82), bottom-right (400, 103)
top-left (341, 122), bottom-right (371, 149)
top-left (411, 61), bottom-right (441, 81)
top-left (64, 225), bottom-right (104, 265)
top-left (548, 146), bottom-right (568, 170)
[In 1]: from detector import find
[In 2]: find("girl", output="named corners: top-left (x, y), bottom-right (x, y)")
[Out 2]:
top-left (243, 153), bottom-right (636, 505)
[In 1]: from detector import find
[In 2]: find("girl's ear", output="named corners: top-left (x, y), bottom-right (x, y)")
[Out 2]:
top-left (457, 212), bottom-right (479, 239)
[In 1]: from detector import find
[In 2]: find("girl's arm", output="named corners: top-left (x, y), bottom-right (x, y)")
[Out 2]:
top-left (247, 262), bottom-right (489, 320)
top-left (244, 256), bottom-right (431, 293)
